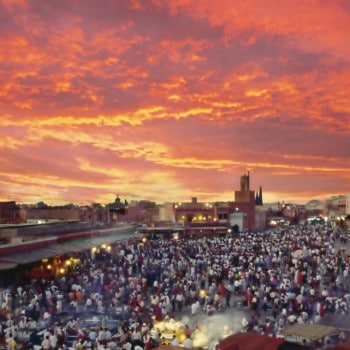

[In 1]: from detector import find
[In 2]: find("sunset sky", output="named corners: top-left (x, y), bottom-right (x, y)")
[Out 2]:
top-left (1, 0), bottom-right (350, 206)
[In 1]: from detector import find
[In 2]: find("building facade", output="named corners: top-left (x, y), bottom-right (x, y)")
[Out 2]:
top-left (0, 201), bottom-right (25, 224)
top-left (174, 172), bottom-right (258, 232)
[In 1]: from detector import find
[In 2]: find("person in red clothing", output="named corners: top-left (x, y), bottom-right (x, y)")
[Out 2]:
top-left (219, 281), bottom-right (226, 297)
top-left (246, 288), bottom-right (253, 308)
top-left (144, 336), bottom-right (156, 350)
top-left (297, 269), bottom-right (303, 285)
top-left (153, 303), bottom-right (162, 321)
top-left (184, 324), bottom-right (191, 338)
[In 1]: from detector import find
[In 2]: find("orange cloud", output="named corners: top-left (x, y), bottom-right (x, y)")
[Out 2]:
top-left (0, 0), bottom-right (349, 205)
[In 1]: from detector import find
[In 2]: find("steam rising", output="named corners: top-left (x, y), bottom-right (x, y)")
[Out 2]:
top-left (182, 310), bottom-right (249, 349)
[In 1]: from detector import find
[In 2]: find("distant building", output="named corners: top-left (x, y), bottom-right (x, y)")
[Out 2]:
top-left (159, 202), bottom-right (176, 222)
top-left (25, 206), bottom-right (89, 222)
top-left (0, 201), bottom-right (25, 224)
top-left (174, 172), bottom-right (259, 232)
top-left (109, 198), bottom-right (161, 226)
top-left (325, 195), bottom-right (346, 218)
top-left (255, 206), bottom-right (266, 232)
top-left (4, 173), bottom-right (265, 233)
top-left (305, 199), bottom-right (324, 212)
top-left (174, 197), bottom-right (215, 227)
top-left (324, 195), bottom-right (348, 230)
top-left (231, 171), bottom-right (256, 232)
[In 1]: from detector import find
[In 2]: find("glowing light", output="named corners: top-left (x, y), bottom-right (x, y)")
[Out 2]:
top-left (179, 333), bottom-right (186, 343)
top-left (192, 329), bottom-right (208, 348)
top-left (199, 289), bottom-right (206, 298)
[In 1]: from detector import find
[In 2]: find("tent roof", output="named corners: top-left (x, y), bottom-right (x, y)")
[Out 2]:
top-left (0, 261), bottom-right (18, 270)
top-left (3, 247), bottom-right (63, 264)
top-left (217, 332), bottom-right (285, 350)
top-left (1, 231), bottom-right (139, 265)
top-left (334, 341), bottom-right (350, 350)
top-left (279, 324), bottom-right (338, 342)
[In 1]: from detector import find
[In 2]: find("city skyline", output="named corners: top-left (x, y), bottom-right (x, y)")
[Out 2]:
top-left (0, 1), bottom-right (349, 206)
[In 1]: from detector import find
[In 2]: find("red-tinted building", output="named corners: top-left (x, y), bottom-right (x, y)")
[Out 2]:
top-left (231, 171), bottom-right (256, 232)
top-left (174, 172), bottom-right (257, 233)
top-left (0, 201), bottom-right (24, 224)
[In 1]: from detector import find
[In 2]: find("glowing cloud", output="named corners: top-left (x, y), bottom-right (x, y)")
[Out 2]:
top-left (0, 0), bottom-right (349, 205)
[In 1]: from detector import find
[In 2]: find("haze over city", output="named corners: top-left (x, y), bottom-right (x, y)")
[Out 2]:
top-left (0, 0), bottom-right (349, 206)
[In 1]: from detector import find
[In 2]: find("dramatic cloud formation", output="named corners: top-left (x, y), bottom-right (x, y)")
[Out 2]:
top-left (0, 0), bottom-right (349, 205)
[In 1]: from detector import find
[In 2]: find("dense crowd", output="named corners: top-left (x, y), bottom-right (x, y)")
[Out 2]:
top-left (0, 223), bottom-right (349, 349)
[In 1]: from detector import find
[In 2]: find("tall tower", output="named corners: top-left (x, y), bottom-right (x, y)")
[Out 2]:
top-left (236, 171), bottom-right (253, 203)
top-left (240, 171), bottom-right (250, 192)
top-left (233, 171), bottom-right (256, 232)
top-left (255, 192), bottom-right (260, 205)
top-left (255, 186), bottom-right (263, 205)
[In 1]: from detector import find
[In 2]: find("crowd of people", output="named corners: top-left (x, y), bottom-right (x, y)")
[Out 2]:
top-left (0, 223), bottom-right (349, 349)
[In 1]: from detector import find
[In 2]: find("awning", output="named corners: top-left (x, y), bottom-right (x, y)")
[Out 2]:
top-left (0, 261), bottom-right (18, 270)
top-left (57, 231), bottom-right (139, 253)
top-left (334, 341), bottom-right (350, 350)
top-left (3, 247), bottom-right (63, 264)
top-left (1, 231), bottom-right (139, 265)
top-left (91, 231), bottom-right (138, 246)
top-left (279, 324), bottom-right (338, 342)
top-left (217, 332), bottom-right (285, 350)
